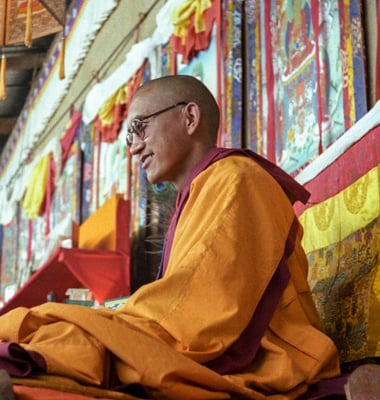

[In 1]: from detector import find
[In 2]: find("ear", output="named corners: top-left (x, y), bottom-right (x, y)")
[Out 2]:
top-left (183, 102), bottom-right (200, 135)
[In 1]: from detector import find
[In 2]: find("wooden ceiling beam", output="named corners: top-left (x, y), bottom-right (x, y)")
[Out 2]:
top-left (0, 117), bottom-right (17, 134)
top-left (4, 52), bottom-right (45, 70)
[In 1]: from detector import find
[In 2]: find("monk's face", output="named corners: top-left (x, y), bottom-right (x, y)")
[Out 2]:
top-left (127, 90), bottom-right (194, 190)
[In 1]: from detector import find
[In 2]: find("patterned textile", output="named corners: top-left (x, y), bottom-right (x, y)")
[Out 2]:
top-left (80, 124), bottom-right (95, 222)
top-left (245, 0), bottom-right (262, 153)
top-left (245, 0), bottom-right (367, 174)
top-left (299, 165), bottom-right (379, 254)
top-left (16, 210), bottom-right (31, 283)
top-left (49, 142), bottom-right (81, 225)
top-left (307, 217), bottom-right (380, 363)
top-left (0, 207), bottom-right (35, 297)
top-left (0, 213), bottom-right (19, 299)
top-left (297, 124), bottom-right (380, 364)
top-left (219, 0), bottom-right (243, 148)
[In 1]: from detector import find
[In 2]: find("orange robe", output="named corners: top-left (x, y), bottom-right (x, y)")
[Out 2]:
top-left (0, 155), bottom-right (340, 399)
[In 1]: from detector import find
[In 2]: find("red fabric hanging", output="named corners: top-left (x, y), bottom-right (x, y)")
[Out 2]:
top-left (94, 101), bottom-right (126, 143)
top-left (294, 124), bottom-right (380, 217)
top-left (61, 111), bottom-right (83, 166)
top-left (37, 112), bottom-right (82, 218)
top-left (0, 247), bottom-right (130, 315)
top-left (0, 197), bottom-right (131, 314)
top-left (26, 220), bottom-right (33, 264)
top-left (94, 65), bottom-right (145, 143)
top-left (170, 0), bottom-right (218, 64)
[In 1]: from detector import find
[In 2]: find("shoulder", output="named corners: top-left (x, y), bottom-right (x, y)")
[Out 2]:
top-left (189, 154), bottom-right (292, 212)
top-left (195, 154), bottom-right (281, 189)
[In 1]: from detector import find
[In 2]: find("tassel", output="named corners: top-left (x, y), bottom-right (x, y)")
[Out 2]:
top-left (0, 54), bottom-right (6, 100)
top-left (25, 0), bottom-right (33, 47)
top-left (59, 35), bottom-right (65, 80)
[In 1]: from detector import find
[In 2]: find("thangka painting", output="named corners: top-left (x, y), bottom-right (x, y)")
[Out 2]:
top-left (161, 41), bottom-right (175, 76)
top-left (17, 208), bottom-right (33, 287)
top-left (50, 140), bottom-right (81, 233)
top-left (27, 214), bottom-right (47, 272)
top-left (245, 0), bottom-right (367, 174)
top-left (81, 124), bottom-right (95, 222)
top-left (0, 210), bottom-right (19, 300)
top-left (97, 138), bottom-right (128, 207)
top-left (220, 0), bottom-right (243, 148)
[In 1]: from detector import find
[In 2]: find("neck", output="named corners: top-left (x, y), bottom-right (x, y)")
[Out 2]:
top-left (174, 145), bottom-right (216, 192)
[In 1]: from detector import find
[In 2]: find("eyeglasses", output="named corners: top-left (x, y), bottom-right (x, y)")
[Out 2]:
top-left (126, 101), bottom-right (188, 146)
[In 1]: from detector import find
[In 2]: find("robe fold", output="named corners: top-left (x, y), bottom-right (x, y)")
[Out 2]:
top-left (0, 149), bottom-right (340, 399)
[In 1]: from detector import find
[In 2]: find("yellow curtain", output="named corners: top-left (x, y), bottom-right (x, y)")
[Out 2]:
top-left (299, 165), bottom-right (379, 253)
top-left (300, 163), bottom-right (380, 364)
top-left (171, 0), bottom-right (212, 44)
top-left (97, 86), bottom-right (126, 128)
top-left (22, 154), bottom-right (50, 218)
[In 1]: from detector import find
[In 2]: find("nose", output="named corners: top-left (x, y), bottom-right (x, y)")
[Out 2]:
top-left (129, 135), bottom-right (145, 155)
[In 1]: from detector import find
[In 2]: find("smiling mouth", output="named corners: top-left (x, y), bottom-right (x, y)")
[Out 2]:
top-left (141, 153), bottom-right (154, 167)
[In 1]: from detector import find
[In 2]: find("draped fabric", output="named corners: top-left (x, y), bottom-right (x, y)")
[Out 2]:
top-left (296, 124), bottom-right (380, 364)
top-left (61, 112), bottom-right (83, 168)
top-left (12, 377), bottom-right (135, 400)
top-left (0, 342), bottom-right (46, 376)
top-left (95, 87), bottom-right (127, 143)
top-left (21, 111), bottom-right (82, 220)
top-left (21, 155), bottom-right (50, 219)
top-left (170, 0), bottom-right (218, 64)
top-left (94, 66), bottom-right (145, 143)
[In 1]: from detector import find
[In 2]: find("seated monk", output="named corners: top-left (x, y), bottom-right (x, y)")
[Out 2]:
top-left (0, 75), bottom-right (342, 399)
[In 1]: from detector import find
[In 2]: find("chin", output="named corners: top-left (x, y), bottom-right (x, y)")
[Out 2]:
top-left (146, 173), bottom-right (161, 185)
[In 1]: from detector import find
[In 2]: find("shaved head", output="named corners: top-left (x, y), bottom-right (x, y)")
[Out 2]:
top-left (134, 75), bottom-right (220, 142)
